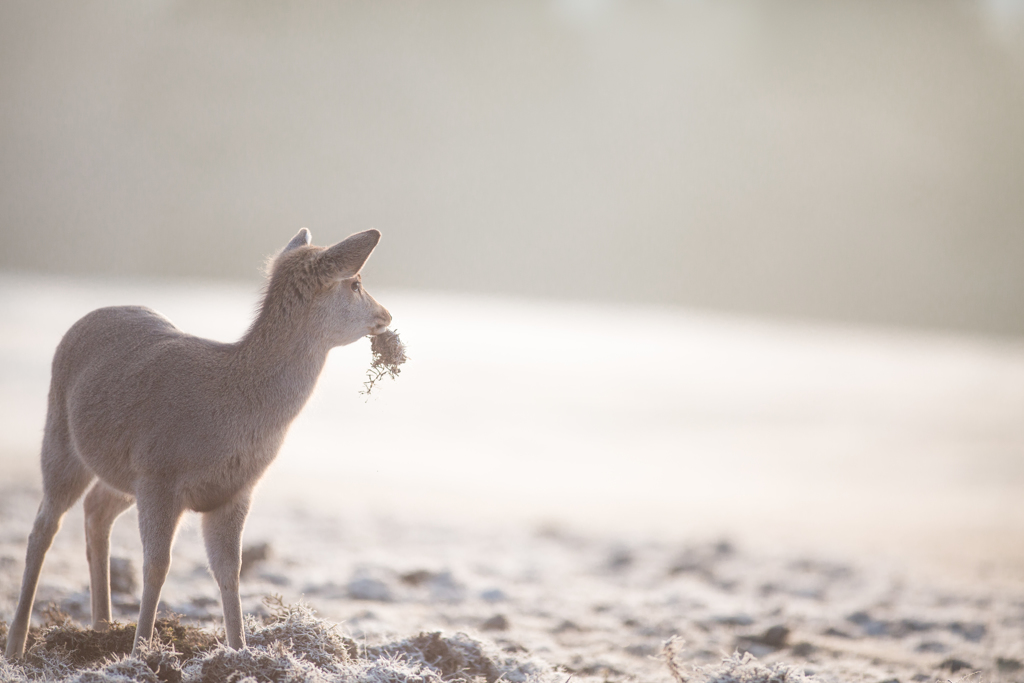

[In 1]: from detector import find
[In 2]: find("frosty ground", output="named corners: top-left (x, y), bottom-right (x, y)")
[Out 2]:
top-left (1, 274), bottom-right (1023, 682)
top-left (1, 484), bottom-right (1022, 683)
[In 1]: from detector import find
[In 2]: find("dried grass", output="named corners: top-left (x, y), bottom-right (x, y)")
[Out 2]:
top-left (2, 600), bottom-right (820, 683)
top-left (362, 329), bottom-right (408, 395)
top-left (0, 601), bottom-right (557, 683)
top-left (657, 638), bottom-right (821, 683)
top-left (369, 631), bottom-right (549, 683)
top-left (691, 651), bottom-right (814, 683)
top-left (0, 606), bottom-right (220, 682)
top-left (662, 636), bottom-right (687, 683)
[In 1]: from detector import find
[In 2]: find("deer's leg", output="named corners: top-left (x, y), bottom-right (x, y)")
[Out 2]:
top-left (201, 490), bottom-right (252, 650)
top-left (83, 481), bottom-right (135, 631)
top-left (5, 431), bottom-right (93, 659)
top-left (131, 489), bottom-right (183, 655)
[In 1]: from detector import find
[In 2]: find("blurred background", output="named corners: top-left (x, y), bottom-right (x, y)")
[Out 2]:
top-left (1, 1), bottom-right (1023, 579)
top-left (3, 0), bottom-right (1024, 334)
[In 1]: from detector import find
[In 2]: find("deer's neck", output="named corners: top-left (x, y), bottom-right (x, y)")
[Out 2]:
top-left (232, 310), bottom-right (330, 433)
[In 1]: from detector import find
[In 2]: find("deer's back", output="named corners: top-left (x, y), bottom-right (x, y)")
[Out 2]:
top-left (51, 306), bottom-right (254, 503)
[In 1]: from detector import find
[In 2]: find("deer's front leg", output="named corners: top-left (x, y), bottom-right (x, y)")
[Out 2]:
top-left (133, 489), bottom-right (184, 655)
top-left (202, 489), bottom-right (252, 650)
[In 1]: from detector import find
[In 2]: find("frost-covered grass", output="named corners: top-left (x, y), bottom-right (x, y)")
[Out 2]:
top-left (2, 488), bottom-right (1021, 683)
top-left (0, 600), bottom-right (558, 683)
top-left (0, 600), bottom-right (825, 683)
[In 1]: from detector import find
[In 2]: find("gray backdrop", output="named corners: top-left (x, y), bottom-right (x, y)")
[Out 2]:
top-left (2, 1), bottom-right (1023, 335)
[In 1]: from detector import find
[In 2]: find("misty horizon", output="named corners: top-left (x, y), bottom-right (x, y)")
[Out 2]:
top-left (2, 2), bottom-right (1023, 336)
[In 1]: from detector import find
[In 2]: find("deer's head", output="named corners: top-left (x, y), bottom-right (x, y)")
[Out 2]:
top-left (263, 228), bottom-right (392, 349)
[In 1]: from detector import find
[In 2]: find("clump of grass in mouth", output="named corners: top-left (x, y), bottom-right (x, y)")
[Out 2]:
top-left (362, 328), bottom-right (408, 395)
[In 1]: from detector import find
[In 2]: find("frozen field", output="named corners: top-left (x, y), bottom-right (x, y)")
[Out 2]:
top-left (1, 271), bottom-right (1023, 681)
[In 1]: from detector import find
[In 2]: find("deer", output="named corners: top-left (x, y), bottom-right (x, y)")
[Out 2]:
top-left (4, 228), bottom-right (391, 660)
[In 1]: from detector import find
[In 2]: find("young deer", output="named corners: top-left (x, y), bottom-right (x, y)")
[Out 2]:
top-left (4, 228), bottom-right (391, 659)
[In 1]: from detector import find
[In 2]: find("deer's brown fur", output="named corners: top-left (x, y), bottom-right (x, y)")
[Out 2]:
top-left (4, 229), bottom-right (391, 659)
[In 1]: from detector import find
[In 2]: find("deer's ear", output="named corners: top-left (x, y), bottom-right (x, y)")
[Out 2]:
top-left (319, 229), bottom-right (381, 279)
top-left (284, 228), bottom-right (312, 252)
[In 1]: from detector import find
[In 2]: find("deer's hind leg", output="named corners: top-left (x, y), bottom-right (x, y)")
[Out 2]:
top-left (5, 425), bottom-right (94, 659)
top-left (201, 490), bottom-right (252, 650)
top-left (132, 484), bottom-right (184, 655)
top-left (84, 481), bottom-right (135, 631)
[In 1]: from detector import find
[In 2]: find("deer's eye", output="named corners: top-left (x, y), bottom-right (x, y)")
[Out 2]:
top-left (350, 281), bottom-right (361, 293)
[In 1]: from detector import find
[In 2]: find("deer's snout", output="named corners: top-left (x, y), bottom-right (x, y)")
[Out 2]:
top-left (372, 307), bottom-right (392, 334)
